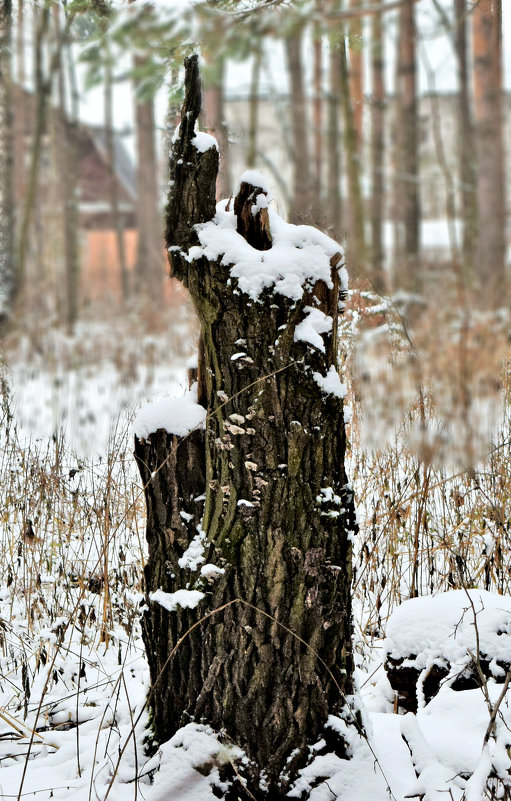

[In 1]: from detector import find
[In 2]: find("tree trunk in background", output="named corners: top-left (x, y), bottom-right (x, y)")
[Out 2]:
top-left (16, 4), bottom-right (50, 314)
top-left (0, 0), bottom-right (16, 335)
top-left (394, 0), bottom-right (420, 291)
top-left (313, 9), bottom-right (323, 214)
top-left (285, 27), bottom-right (315, 223)
top-left (473, 0), bottom-right (505, 304)
top-left (136, 55), bottom-right (356, 800)
top-left (327, 15), bottom-right (342, 242)
top-left (247, 40), bottom-right (261, 168)
top-left (370, 8), bottom-right (386, 292)
top-left (203, 54), bottom-right (231, 200)
top-left (105, 58), bottom-right (129, 301)
top-left (53, 5), bottom-right (79, 332)
top-left (348, 0), bottom-right (363, 150)
top-left (454, 0), bottom-right (477, 283)
top-left (338, 30), bottom-right (366, 281)
top-left (14, 0), bottom-right (25, 202)
top-left (134, 82), bottom-right (164, 301)
top-left (128, 0), bottom-right (164, 302)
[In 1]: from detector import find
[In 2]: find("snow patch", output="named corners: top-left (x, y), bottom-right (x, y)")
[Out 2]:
top-left (294, 307), bottom-right (332, 353)
top-left (238, 169), bottom-right (270, 194)
top-left (150, 588), bottom-right (204, 612)
top-left (313, 366), bottom-right (347, 399)
top-left (190, 196), bottom-right (343, 302)
top-left (192, 131), bottom-right (219, 153)
top-left (178, 527), bottom-right (207, 571)
top-left (385, 589), bottom-right (511, 671)
top-left (133, 393), bottom-right (206, 439)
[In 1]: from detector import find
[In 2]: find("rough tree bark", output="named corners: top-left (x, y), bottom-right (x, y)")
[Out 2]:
top-left (135, 56), bottom-right (357, 799)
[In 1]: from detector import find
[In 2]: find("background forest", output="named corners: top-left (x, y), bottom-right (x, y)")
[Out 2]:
top-left (0, 1), bottom-right (511, 800)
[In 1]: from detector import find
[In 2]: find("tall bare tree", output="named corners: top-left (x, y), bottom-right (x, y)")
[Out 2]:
top-left (128, 0), bottom-right (164, 302)
top-left (327, 10), bottom-right (343, 241)
top-left (285, 24), bottom-right (315, 223)
top-left (104, 55), bottom-right (129, 300)
top-left (338, 28), bottom-right (366, 279)
top-left (370, 6), bottom-right (385, 292)
top-left (348, 0), bottom-right (364, 149)
top-left (454, 0), bottom-right (477, 281)
top-left (393, 0), bottom-right (420, 290)
top-left (53, 4), bottom-right (80, 331)
top-left (0, 0), bottom-right (15, 334)
top-left (473, 0), bottom-right (505, 303)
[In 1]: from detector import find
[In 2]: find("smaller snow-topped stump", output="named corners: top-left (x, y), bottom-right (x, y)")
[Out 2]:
top-left (135, 54), bottom-right (358, 800)
top-left (385, 590), bottom-right (511, 713)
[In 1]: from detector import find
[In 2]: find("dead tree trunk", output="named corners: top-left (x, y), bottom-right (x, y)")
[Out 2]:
top-left (135, 55), bottom-right (356, 799)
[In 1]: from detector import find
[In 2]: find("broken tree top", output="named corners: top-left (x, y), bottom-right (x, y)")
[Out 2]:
top-left (168, 55), bottom-right (348, 305)
top-left (184, 175), bottom-right (349, 303)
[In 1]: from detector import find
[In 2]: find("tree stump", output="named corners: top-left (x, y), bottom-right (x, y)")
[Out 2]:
top-left (135, 54), bottom-right (357, 799)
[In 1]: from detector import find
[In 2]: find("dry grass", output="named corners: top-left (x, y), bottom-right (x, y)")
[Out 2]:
top-left (0, 281), bottom-right (510, 797)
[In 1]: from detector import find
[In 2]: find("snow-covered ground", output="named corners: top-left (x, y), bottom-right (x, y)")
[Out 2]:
top-left (1, 311), bottom-right (510, 801)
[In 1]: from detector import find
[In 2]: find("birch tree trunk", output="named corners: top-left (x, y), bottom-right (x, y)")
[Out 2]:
top-left (135, 55), bottom-right (356, 800)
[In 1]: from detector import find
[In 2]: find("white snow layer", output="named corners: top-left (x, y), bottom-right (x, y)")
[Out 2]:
top-left (146, 723), bottom-right (243, 801)
top-left (133, 393), bottom-right (206, 439)
top-left (385, 589), bottom-right (511, 670)
top-left (190, 197), bottom-right (344, 302)
top-left (178, 527), bottom-right (207, 570)
top-left (238, 169), bottom-right (270, 193)
top-left (313, 366), bottom-right (347, 399)
top-left (294, 307), bottom-right (332, 353)
top-left (150, 588), bottom-right (205, 612)
top-left (192, 131), bottom-right (219, 153)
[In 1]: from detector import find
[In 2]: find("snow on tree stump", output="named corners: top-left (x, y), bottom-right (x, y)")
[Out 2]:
top-left (134, 55), bottom-right (358, 799)
top-left (384, 590), bottom-right (511, 714)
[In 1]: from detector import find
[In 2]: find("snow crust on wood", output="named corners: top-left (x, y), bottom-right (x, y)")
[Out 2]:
top-left (178, 527), bottom-right (207, 570)
top-left (294, 307), bottom-right (332, 352)
top-left (192, 131), bottom-right (219, 153)
top-left (171, 122), bottom-right (219, 153)
top-left (191, 198), bottom-right (344, 302)
top-left (200, 563), bottom-right (225, 578)
top-left (313, 366), bottom-right (347, 398)
top-left (133, 392), bottom-right (206, 439)
top-left (238, 169), bottom-right (271, 194)
top-left (385, 589), bottom-right (511, 670)
top-left (146, 723), bottom-right (244, 801)
top-left (150, 588), bottom-right (205, 612)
